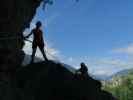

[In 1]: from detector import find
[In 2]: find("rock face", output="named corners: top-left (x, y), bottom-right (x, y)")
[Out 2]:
top-left (0, 1), bottom-right (42, 99)
top-left (0, 0), bottom-right (42, 72)
top-left (16, 61), bottom-right (117, 100)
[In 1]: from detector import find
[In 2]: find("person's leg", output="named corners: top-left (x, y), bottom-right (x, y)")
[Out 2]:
top-left (39, 45), bottom-right (48, 61)
top-left (30, 47), bottom-right (37, 63)
top-left (31, 42), bottom-right (37, 63)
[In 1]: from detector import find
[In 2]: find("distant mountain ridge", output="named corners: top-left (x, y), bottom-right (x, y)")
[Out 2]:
top-left (108, 68), bottom-right (133, 81)
top-left (92, 68), bottom-right (133, 81)
top-left (112, 68), bottom-right (133, 77)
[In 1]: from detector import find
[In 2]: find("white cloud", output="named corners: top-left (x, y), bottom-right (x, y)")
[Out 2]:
top-left (94, 56), bottom-right (133, 69)
top-left (89, 43), bottom-right (133, 76)
top-left (92, 69), bottom-right (113, 76)
top-left (96, 59), bottom-right (126, 67)
top-left (113, 44), bottom-right (133, 55)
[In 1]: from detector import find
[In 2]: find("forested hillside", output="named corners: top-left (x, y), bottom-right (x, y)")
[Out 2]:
top-left (103, 70), bottom-right (133, 100)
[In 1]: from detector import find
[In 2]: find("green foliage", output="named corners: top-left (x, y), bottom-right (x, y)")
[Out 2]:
top-left (103, 71), bottom-right (133, 100)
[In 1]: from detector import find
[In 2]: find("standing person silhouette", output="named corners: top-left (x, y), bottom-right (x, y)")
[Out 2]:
top-left (25, 21), bottom-right (48, 63)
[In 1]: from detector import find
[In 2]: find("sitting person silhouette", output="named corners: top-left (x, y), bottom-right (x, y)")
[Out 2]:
top-left (75, 62), bottom-right (102, 89)
top-left (25, 21), bottom-right (48, 63)
top-left (75, 62), bottom-right (88, 80)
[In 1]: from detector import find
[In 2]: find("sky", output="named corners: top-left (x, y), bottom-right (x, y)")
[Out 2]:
top-left (23, 0), bottom-right (133, 77)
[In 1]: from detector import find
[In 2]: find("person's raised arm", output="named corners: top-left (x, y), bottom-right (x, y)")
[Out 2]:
top-left (25, 30), bottom-right (33, 39)
top-left (75, 68), bottom-right (81, 74)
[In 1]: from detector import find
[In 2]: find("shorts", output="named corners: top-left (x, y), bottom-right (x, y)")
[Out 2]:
top-left (32, 41), bottom-right (44, 49)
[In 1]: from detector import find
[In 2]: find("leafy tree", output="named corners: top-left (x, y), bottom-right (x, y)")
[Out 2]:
top-left (103, 72), bottom-right (133, 100)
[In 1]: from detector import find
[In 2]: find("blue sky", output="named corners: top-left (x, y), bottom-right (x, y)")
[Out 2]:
top-left (23, 0), bottom-right (133, 77)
